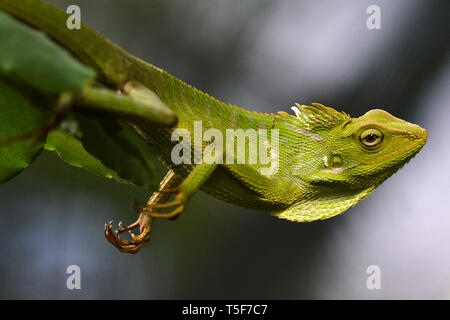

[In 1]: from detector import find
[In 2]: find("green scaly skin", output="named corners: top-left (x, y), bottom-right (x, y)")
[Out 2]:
top-left (0, 1), bottom-right (427, 241)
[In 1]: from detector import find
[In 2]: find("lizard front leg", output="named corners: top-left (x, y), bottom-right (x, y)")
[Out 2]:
top-left (104, 170), bottom-right (182, 253)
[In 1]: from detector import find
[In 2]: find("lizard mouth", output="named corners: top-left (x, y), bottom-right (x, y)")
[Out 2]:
top-left (405, 127), bottom-right (428, 156)
top-left (394, 133), bottom-right (427, 159)
top-left (419, 128), bottom-right (428, 143)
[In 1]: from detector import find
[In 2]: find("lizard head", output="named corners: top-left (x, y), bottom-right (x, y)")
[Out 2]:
top-left (325, 108), bottom-right (428, 187)
top-left (289, 103), bottom-right (427, 187)
top-left (274, 104), bottom-right (428, 223)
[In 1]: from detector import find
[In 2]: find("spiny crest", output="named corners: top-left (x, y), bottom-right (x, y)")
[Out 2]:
top-left (289, 103), bottom-right (350, 130)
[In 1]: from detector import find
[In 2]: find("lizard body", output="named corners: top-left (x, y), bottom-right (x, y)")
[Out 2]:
top-left (0, 0), bottom-right (428, 252)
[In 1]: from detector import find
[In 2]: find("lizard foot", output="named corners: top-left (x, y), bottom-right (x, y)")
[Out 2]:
top-left (142, 191), bottom-right (186, 220)
top-left (142, 197), bottom-right (186, 220)
top-left (104, 213), bottom-right (153, 254)
top-left (104, 170), bottom-right (183, 253)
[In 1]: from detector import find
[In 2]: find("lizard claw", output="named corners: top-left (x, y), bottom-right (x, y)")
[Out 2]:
top-left (104, 213), bottom-right (152, 254)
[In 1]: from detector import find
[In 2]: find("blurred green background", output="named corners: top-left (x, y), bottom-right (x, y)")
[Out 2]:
top-left (0, 0), bottom-right (449, 299)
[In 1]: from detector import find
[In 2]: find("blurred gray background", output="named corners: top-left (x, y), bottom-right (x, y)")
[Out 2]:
top-left (0, 0), bottom-right (449, 299)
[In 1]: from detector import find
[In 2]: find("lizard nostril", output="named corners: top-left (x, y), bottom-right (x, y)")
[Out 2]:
top-left (408, 128), bottom-right (428, 142)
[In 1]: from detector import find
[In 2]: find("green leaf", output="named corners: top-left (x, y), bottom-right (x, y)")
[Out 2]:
top-left (69, 112), bottom-right (162, 190)
top-left (0, 77), bottom-right (48, 183)
top-left (0, 11), bottom-right (162, 188)
top-left (0, 11), bottom-right (95, 94)
top-left (45, 128), bottom-right (130, 184)
top-left (0, 11), bottom-right (98, 184)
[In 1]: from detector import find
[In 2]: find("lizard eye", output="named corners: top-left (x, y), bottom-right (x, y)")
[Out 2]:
top-left (360, 129), bottom-right (383, 148)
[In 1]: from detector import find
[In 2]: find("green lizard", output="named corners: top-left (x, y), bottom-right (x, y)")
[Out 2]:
top-left (0, 0), bottom-right (427, 253)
